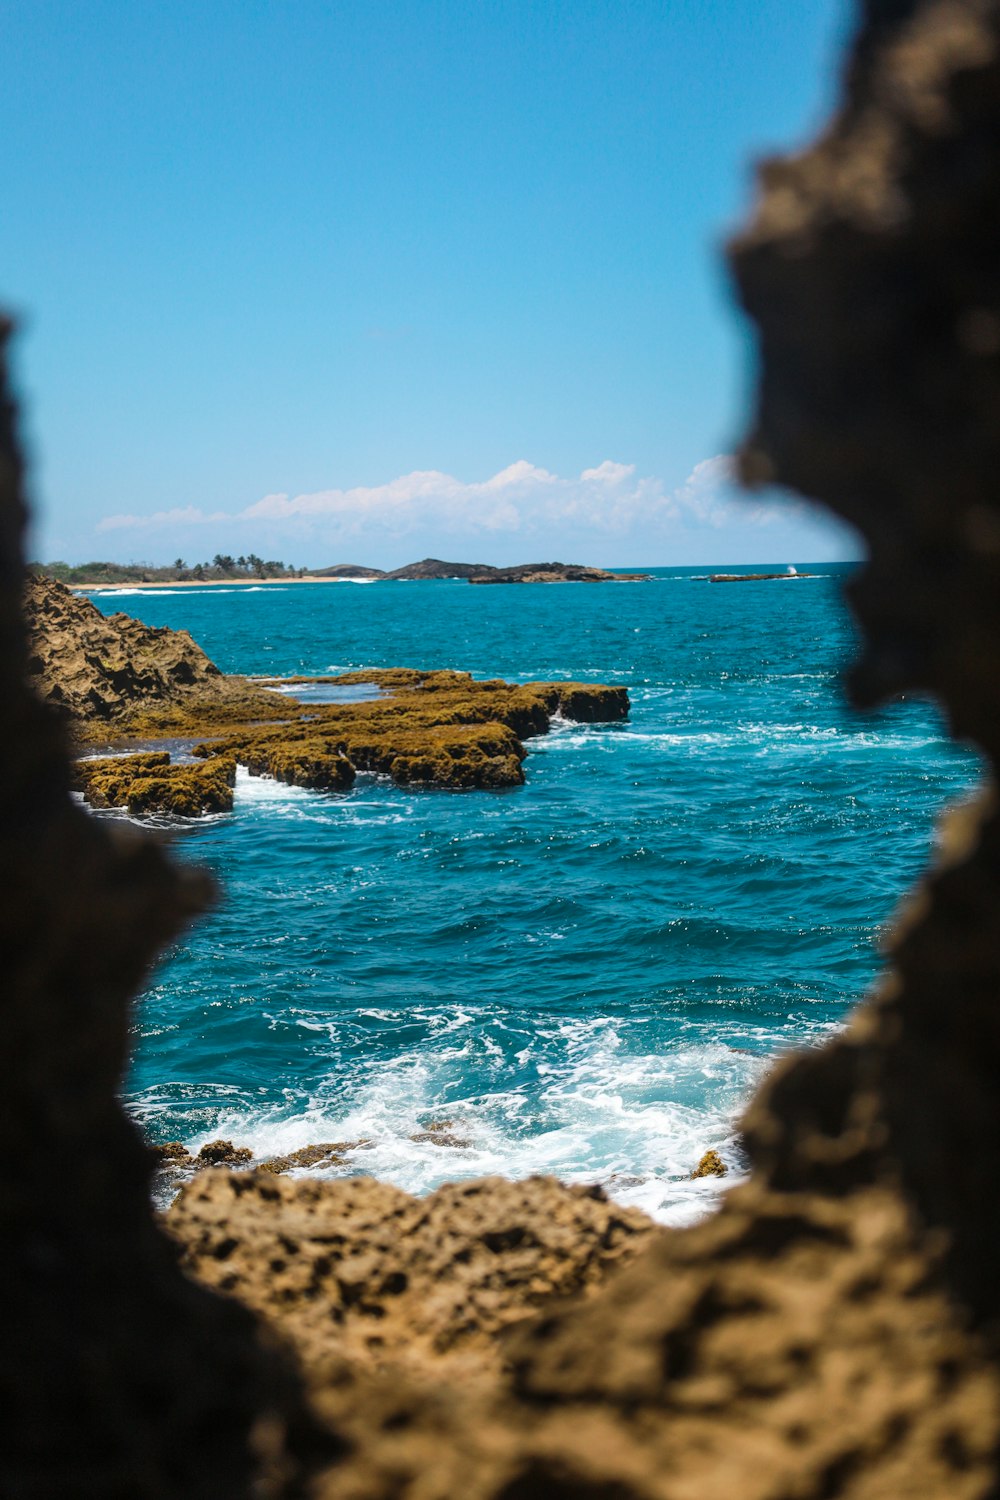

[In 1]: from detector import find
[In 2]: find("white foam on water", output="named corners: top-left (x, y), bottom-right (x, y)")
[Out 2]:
top-left (231, 765), bottom-right (418, 826)
top-left (89, 587), bottom-right (241, 596)
top-left (176, 1014), bottom-right (775, 1225)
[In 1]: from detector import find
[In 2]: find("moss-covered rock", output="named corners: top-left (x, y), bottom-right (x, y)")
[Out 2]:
top-left (75, 752), bottom-right (237, 817)
top-left (35, 594), bottom-right (632, 803)
top-left (187, 677), bottom-right (627, 795)
top-left (241, 740), bottom-right (356, 792)
top-left (690, 1149), bottom-right (727, 1179)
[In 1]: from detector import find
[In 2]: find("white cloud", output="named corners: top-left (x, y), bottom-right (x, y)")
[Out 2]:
top-left (97, 503), bottom-right (230, 533)
top-left (94, 455), bottom-right (850, 558)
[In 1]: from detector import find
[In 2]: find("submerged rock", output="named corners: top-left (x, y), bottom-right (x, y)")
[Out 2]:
top-left (197, 1140), bottom-right (255, 1168)
top-left (255, 1142), bottom-right (362, 1175)
top-left (410, 1119), bottom-right (472, 1148)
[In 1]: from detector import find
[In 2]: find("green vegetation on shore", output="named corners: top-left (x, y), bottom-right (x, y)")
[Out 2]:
top-left (30, 553), bottom-right (305, 584)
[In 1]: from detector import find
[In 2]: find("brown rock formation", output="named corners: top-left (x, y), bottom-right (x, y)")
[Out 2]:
top-left (192, 673), bottom-right (629, 795)
top-left (468, 561), bottom-right (651, 583)
top-left (182, 0), bottom-right (1000, 1494)
top-left (690, 1148), bottom-right (727, 1179)
top-left (75, 750), bottom-right (238, 816)
top-left (167, 1173), bottom-right (656, 1379)
top-left (24, 571), bottom-right (288, 737)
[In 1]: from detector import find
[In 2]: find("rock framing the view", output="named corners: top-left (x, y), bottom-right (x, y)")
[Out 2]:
top-left (5, 0), bottom-right (1000, 1494)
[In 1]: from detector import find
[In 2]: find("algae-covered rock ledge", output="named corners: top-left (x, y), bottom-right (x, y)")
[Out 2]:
top-left (24, 575), bottom-right (630, 813)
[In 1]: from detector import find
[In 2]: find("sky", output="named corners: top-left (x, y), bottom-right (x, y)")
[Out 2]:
top-left (2, 0), bottom-right (860, 568)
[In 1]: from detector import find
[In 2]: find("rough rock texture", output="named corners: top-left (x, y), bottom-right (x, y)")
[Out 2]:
top-left (690, 1148), bottom-right (727, 1179)
top-left (167, 1173), bottom-right (656, 1378)
top-left (210, 1), bottom-right (1000, 1495)
top-left (24, 572), bottom-right (288, 738)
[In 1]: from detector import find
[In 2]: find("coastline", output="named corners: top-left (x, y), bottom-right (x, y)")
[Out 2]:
top-left (67, 564), bottom-right (656, 591)
top-left (72, 576), bottom-right (371, 591)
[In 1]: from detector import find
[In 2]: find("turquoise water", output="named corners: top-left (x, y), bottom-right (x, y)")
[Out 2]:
top-left (89, 568), bottom-right (980, 1224)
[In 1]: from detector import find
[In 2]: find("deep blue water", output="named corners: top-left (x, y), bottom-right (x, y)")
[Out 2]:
top-left (88, 567), bottom-right (980, 1223)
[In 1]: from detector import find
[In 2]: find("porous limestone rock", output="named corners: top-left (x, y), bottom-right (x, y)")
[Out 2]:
top-left (192, 675), bottom-right (629, 794)
top-left (166, 1172), bottom-right (656, 1377)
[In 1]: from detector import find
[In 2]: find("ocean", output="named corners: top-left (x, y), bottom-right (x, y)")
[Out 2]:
top-left (89, 566), bottom-right (981, 1225)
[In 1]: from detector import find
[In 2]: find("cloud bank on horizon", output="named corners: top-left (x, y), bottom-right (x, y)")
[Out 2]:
top-left (94, 455), bottom-right (859, 567)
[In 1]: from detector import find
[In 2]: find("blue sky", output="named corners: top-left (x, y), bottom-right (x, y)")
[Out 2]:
top-left (2, 0), bottom-right (859, 567)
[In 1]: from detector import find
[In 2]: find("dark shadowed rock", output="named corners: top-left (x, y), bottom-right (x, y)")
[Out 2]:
top-left (197, 1140), bottom-right (255, 1168)
top-left (1, 326), bottom-right (334, 1498)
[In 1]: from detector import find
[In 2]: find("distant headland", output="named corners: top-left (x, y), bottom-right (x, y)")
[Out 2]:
top-left (31, 555), bottom-right (653, 589)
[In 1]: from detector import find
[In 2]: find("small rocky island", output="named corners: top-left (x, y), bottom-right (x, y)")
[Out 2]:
top-left (468, 561), bottom-right (650, 584)
top-left (309, 557), bottom-right (651, 583)
top-left (25, 574), bottom-right (630, 816)
top-left (709, 570), bottom-right (815, 583)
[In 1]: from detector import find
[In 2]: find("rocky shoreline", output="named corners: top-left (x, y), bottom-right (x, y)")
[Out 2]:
top-left (26, 575), bottom-right (630, 813)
